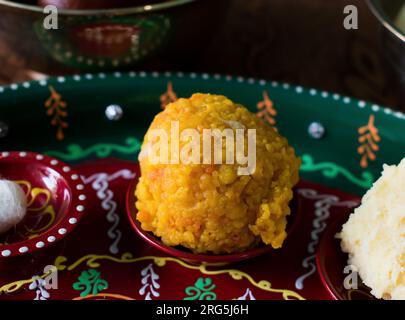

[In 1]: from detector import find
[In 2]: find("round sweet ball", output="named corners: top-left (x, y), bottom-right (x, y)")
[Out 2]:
top-left (0, 180), bottom-right (27, 234)
top-left (135, 93), bottom-right (301, 254)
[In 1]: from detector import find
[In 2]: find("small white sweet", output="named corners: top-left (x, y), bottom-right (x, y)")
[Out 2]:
top-left (0, 180), bottom-right (27, 234)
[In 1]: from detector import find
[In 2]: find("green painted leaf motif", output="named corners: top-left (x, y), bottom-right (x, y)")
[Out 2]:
top-left (73, 269), bottom-right (109, 297)
top-left (300, 154), bottom-right (374, 189)
top-left (45, 135), bottom-right (374, 191)
top-left (184, 277), bottom-right (217, 300)
top-left (45, 136), bottom-right (142, 161)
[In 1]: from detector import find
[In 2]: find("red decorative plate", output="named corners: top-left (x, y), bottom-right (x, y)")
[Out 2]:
top-left (126, 178), bottom-right (300, 265)
top-left (316, 212), bottom-right (376, 300)
top-left (0, 152), bottom-right (87, 260)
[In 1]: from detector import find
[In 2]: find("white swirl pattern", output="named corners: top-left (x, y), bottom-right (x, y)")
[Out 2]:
top-left (139, 263), bottom-right (160, 300)
top-left (294, 188), bottom-right (359, 290)
top-left (82, 169), bottom-right (136, 255)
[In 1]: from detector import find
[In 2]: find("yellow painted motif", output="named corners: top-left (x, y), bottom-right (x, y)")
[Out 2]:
top-left (1, 253), bottom-right (305, 299)
top-left (14, 180), bottom-right (55, 237)
top-left (54, 253), bottom-right (304, 300)
top-left (347, 289), bottom-right (375, 300)
top-left (0, 271), bottom-right (51, 295)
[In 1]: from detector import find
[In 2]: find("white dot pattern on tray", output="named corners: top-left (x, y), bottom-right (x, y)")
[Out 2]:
top-left (58, 228), bottom-right (67, 235)
top-left (394, 111), bottom-right (403, 119)
top-left (19, 247), bottom-right (28, 253)
top-left (76, 205), bottom-right (85, 212)
top-left (1, 250), bottom-right (11, 257)
top-left (384, 108), bottom-right (393, 114)
top-left (0, 72), bottom-right (403, 122)
top-left (36, 241), bottom-right (45, 248)
top-left (79, 195), bottom-right (86, 201)
top-left (76, 184), bottom-right (84, 190)
top-left (69, 218), bottom-right (78, 224)
top-left (47, 236), bottom-right (56, 242)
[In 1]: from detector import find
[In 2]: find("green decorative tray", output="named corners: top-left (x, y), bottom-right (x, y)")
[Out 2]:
top-left (0, 71), bottom-right (404, 301)
top-left (2, 72), bottom-right (404, 195)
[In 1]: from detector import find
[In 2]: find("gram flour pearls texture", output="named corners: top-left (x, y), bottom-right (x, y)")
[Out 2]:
top-left (135, 93), bottom-right (300, 254)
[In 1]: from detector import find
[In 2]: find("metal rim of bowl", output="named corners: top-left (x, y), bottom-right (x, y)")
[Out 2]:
top-left (0, 0), bottom-right (196, 15)
top-left (366, 0), bottom-right (405, 42)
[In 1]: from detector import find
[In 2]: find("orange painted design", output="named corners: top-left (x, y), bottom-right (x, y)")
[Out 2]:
top-left (357, 115), bottom-right (381, 168)
top-left (257, 90), bottom-right (277, 128)
top-left (45, 86), bottom-right (68, 141)
top-left (160, 81), bottom-right (178, 109)
top-left (73, 293), bottom-right (135, 300)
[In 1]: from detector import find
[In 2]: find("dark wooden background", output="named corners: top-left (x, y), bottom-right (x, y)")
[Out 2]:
top-left (1, 0), bottom-right (404, 111)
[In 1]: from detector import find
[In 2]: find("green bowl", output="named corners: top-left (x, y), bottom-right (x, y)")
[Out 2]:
top-left (367, 0), bottom-right (405, 41)
top-left (366, 0), bottom-right (405, 85)
top-left (0, 0), bottom-right (227, 74)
